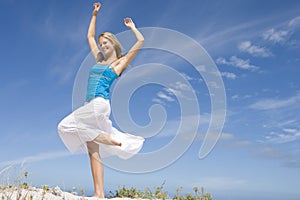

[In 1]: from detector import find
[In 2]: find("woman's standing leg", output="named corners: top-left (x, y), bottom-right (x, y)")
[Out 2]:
top-left (87, 141), bottom-right (104, 198)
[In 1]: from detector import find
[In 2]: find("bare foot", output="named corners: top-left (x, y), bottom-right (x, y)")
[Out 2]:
top-left (95, 133), bottom-right (122, 147)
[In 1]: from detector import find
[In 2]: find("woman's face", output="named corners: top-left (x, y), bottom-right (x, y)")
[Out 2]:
top-left (99, 36), bottom-right (114, 56)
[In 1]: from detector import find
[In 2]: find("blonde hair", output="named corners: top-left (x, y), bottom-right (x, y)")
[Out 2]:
top-left (98, 32), bottom-right (123, 58)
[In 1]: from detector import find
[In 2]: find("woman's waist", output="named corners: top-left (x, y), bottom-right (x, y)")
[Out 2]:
top-left (85, 96), bottom-right (110, 104)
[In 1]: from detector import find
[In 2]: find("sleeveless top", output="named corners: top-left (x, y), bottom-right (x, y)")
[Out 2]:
top-left (86, 64), bottom-right (118, 102)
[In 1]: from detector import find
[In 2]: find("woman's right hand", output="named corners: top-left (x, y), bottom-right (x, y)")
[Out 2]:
top-left (93, 2), bottom-right (101, 16)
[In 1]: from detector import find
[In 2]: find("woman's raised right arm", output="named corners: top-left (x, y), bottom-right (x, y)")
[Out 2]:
top-left (87, 2), bottom-right (103, 62)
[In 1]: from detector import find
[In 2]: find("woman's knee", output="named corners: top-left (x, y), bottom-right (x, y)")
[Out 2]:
top-left (87, 141), bottom-right (100, 154)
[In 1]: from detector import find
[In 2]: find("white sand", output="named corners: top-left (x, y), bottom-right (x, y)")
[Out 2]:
top-left (0, 186), bottom-right (139, 200)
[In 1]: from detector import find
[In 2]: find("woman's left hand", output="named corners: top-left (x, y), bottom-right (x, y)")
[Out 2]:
top-left (124, 17), bottom-right (136, 29)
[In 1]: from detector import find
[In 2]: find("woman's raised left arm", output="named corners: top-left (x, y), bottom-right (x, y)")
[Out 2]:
top-left (114, 18), bottom-right (144, 75)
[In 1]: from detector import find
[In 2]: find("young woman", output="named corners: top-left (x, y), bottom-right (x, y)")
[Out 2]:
top-left (57, 2), bottom-right (144, 198)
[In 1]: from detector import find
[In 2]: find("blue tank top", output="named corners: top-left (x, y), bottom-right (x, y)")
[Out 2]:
top-left (86, 64), bottom-right (118, 102)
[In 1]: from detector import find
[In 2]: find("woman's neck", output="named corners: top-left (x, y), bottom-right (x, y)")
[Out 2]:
top-left (98, 56), bottom-right (118, 65)
top-left (102, 52), bottom-right (118, 64)
top-left (105, 57), bottom-right (118, 64)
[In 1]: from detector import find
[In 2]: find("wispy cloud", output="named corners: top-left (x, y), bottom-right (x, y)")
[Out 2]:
top-left (263, 119), bottom-right (298, 129)
top-left (199, 16), bottom-right (277, 51)
top-left (38, 9), bottom-right (87, 46)
top-left (288, 16), bottom-right (300, 28)
top-left (222, 132), bottom-right (300, 168)
top-left (0, 151), bottom-right (72, 167)
top-left (249, 93), bottom-right (300, 144)
top-left (253, 145), bottom-right (300, 168)
top-left (249, 93), bottom-right (300, 110)
top-left (216, 56), bottom-right (259, 71)
top-left (288, 16), bottom-right (300, 27)
top-left (0, 79), bottom-right (29, 100)
top-left (264, 129), bottom-right (300, 143)
top-left (48, 47), bottom-right (89, 85)
top-left (238, 41), bottom-right (273, 57)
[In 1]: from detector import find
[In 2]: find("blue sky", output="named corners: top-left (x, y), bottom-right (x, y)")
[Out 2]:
top-left (1, 0), bottom-right (300, 199)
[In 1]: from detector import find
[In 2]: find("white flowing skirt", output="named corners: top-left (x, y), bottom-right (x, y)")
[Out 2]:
top-left (57, 97), bottom-right (144, 159)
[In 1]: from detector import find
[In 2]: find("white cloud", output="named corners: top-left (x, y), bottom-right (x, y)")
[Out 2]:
top-left (173, 81), bottom-right (193, 91)
top-left (230, 56), bottom-right (259, 71)
top-left (238, 41), bottom-right (273, 57)
top-left (231, 94), bottom-right (252, 101)
top-left (283, 128), bottom-right (298, 134)
top-left (195, 65), bottom-right (206, 72)
top-left (216, 56), bottom-right (259, 71)
top-left (262, 28), bottom-right (289, 44)
top-left (249, 93), bottom-right (300, 110)
top-left (262, 15), bottom-right (300, 45)
top-left (221, 72), bottom-right (237, 80)
top-left (180, 72), bottom-right (194, 81)
top-left (152, 98), bottom-right (166, 105)
top-left (206, 81), bottom-right (221, 89)
top-left (157, 91), bottom-right (175, 102)
top-left (153, 81), bottom-right (195, 102)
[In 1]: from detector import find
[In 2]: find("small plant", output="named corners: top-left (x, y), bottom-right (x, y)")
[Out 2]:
top-left (174, 186), bottom-right (184, 200)
top-left (42, 185), bottom-right (49, 191)
top-left (154, 180), bottom-right (168, 200)
top-left (112, 181), bottom-right (212, 200)
top-left (115, 186), bottom-right (142, 198)
top-left (22, 182), bottom-right (28, 189)
top-left (0, 166), bottom-right (32, 200)
top-left (24, 172), bottom-right (28, 179)
top-left (79, 188), bottom-right (85, 196)
top-left (173, 186), bottom-right (213, 200)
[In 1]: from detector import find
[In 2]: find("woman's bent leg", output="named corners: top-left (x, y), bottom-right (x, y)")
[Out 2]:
top-left (94, 133), bottom-right (122, 146)
top-left (87, 141), bottom-right (104, 198)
